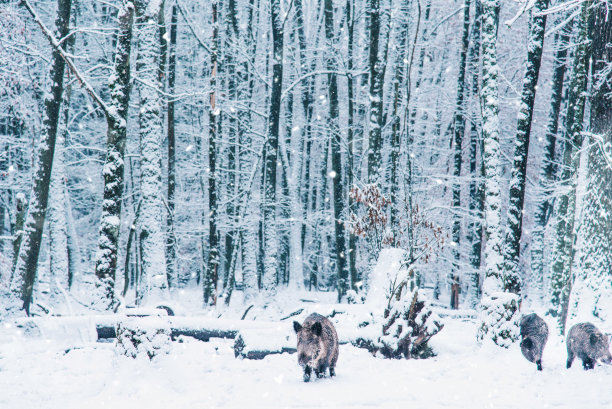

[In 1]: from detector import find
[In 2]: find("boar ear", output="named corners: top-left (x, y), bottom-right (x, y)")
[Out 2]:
top-left (590, 333), bottom-right (600, 345)
top-left (311, 322), bottom-right (322, 336)
top-left (293, 321), bottom-right (302, 333)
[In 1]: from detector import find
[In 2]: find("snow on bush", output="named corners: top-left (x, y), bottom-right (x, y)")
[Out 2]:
top-left (115, 318), bottom-right (171, 359)
top-left (353, 249), bottom-right (443, 359)
top-left (477, 292), bottom-right (520, 348)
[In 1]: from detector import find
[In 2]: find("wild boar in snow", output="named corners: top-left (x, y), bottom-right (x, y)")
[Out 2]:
top-left (519, 313), bottom-right (548, 371)
top-left (293, 313), bottom-right (339, 382)
top-left (567, 322), bottom-right (612, 370)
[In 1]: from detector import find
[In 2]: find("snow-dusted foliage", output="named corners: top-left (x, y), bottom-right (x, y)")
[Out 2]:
top-left (477, 291), bottom-right (520, 347)
top-left (115, 318), bottom-right (172, 359)
top-left (354, 249), bottom-right (443, 359)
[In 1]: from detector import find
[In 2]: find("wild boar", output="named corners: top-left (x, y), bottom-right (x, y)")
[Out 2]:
top-left (520, 313), bottom-right (548, 371)
top-left (293, 313), bottom-right (339, 382)
top-left (567, 322), bottom-right (612, 370)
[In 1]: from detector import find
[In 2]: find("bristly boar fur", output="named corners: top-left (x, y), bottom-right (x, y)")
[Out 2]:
top-left (567, 322), bottom-right (612, 370)
top-left (520, 313), bottom-right (548, 371)
top-left (293, 313), bottom-right (339, 382)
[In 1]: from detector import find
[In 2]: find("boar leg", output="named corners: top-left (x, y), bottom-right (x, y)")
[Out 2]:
top-left (303, 365), bottom-right (312, 382)
top-left (566, 350), bottom-right (575, 369)
top-left (536, 360), bottom-right (542, 371)
top-left (316, 364), bottom-right (326, 378)
top-left (329, 367), bottom-right (335, 377)
top-left (582, 358), bottom-right (594, 371)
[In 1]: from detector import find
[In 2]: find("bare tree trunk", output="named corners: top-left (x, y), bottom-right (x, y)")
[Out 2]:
top-left (134, 0), bottom-right (168, 305)
top-left (166, 4), bottom-right (178, 290)
top-left (450, 0), bottom-right (471, 309)
top-left (204, 0), bottom-right (219, 306)
top-left (94, 0), bottom-right (134, 309)
top-left (11, 0), bottom-right (73, 313)
top-left (503, 0), bottom-right (549, 295)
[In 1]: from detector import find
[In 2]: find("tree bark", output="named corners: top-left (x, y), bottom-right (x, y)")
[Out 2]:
top-left (134, 0), bottom-right (169, 305)
top-left (450, 0), bottom-right (471, 309)
top-left (166, 3), bottom-right (178, 290)
top-left (530, 16), bottom-right (573, 302)
top-left (204, 0), bottom-right (220, 306)
top-left (94, 0), bottom-right (134, 309)
top-left (503, 0), bottom-right (549, 295)
top-left (569, 1), bottom-right (612, 325)
top-left (548, 1), bottom-right (592, 332)
top-left (262, 0), bottom-right (284, 296)
top-left (11, 0), bottom-right (72, 313)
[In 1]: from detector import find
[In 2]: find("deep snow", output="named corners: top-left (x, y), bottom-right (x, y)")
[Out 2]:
top-left (2, 315), bottom-right (612, 409)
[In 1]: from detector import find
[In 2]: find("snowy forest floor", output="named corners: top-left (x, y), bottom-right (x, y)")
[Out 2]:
top-left (2, 299), bottom-right (612, 409)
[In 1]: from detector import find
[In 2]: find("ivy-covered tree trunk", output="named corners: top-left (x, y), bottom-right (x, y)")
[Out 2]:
top-left (477, 0), bottom-right (520, 347)
top-left (548, 1), bottom-right (592, 332)
top-left (10, 0), bottom-right (72, 314)
top-left (530, 17), bottom-right (573, 302)
top-left (134, 0), bottom-right (168, 304)
top-left (94, 0), bottom-right (134, 309)
top-left (503, 0), bottom-right (549, 295)
top-left (568, 1), bottom-right (611, 325)
top-left (450, 0), bottom-right (471, 309)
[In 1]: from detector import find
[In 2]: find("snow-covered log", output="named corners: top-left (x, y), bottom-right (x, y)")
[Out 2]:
top-left (234, 327), bottom-right (296, 360)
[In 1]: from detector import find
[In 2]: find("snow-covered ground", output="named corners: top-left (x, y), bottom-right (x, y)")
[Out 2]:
top-left (2, 315), bottom-right (612, 409)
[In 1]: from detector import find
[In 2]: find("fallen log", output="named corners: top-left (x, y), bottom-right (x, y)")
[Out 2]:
top-left (234, 327), bottom-right (296, 360)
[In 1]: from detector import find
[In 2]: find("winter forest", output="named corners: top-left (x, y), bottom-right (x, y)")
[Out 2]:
top-left (1, 0), bottom-right (612, 407)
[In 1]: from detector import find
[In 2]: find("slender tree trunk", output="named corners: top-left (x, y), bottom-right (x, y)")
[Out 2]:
top-left (323, 0), bottom-right (348, 300)
top-left (166, 4), bottom-right (178, 289)
top-left (204, 0), bottom-right (220, 306)
top-left (450, 0), bottom-right (471, 309)
top-left (64, 187), bottom-right (80, 289)
top-left (467, 0), bottom-right (483, 306)
top-left (240, 0), bottom-right (260, 302)
top-left (10, 0), bottom-right (72, 313)
top-left (94, 0), bottom-right (134, 309)
top-left (548, 1), bottom-right (592, 332)
top-left (346, 0), bottom-right (358, 289)
top-left (503, 0), bottom-right (549, 295)
top-left (262, 0), bottom-right (284, 295)
top-left (530, 17), bottom-right (573, 301)
top-left (367, 0), bottom-right (383, 184)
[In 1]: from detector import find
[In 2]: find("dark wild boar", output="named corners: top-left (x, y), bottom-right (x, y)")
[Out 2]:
top-left (567, 322), bottom-right (612, 370)
top-left (293, 313), bottom-right (339, 382)
top-left (520, 313), bottom-right (548, 371)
